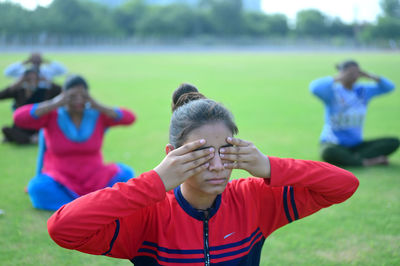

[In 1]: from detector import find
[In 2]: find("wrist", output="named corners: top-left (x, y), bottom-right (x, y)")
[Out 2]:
top-left (52, 97), bottom-right (65, 108)
top-left (255, 155), bottom-right (271, 178)
top-left (153, 167), bottom-right (171, 192)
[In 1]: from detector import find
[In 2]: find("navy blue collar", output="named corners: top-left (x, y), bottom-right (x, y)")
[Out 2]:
top-left (174, 186), bottom-right (221, 221)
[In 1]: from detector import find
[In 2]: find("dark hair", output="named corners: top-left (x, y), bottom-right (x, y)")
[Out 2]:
top-left (169, 83), bottom-right (238, 148)
top-left (336, 60), bottom-right (359, 71)
top-left (63, 75), bottom-right (89, 91)
top-left (172, 83), bottom-right (205, 111)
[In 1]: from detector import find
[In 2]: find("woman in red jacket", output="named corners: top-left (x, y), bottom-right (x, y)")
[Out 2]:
top-left (48, 83), bottom-right (359, 265)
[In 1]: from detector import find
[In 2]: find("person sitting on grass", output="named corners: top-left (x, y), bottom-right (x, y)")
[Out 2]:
top-left (310, 60), bottom-right (399, 167)
top-left (4, 52), bottom-right (67, 89)
top-left (1, 68), bottom-right (61, 144)
top-left (47, 83), bottom-right (359, 265)
top-left (13, 75), bottom-right (136, 211)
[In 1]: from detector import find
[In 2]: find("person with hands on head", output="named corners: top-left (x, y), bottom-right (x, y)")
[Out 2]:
top-left (47, 83), bottom-right (359, 265)
top-left (310, 60), bottom-right (399, 167)
top-left (13, 75), bottom-right (136, 211)
top-left (1, 68), bottom-right (61, 144)
top-left (4, 52), bottom-right (67, 89)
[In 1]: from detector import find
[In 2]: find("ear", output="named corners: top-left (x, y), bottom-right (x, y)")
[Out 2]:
top-left (165, 144), bottom-right (175, 155)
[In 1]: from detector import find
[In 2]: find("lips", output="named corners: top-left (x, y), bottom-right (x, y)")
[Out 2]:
top-left (205, 177), bottom-right (227, 185)
top-left (73, 103), bottom-right (85, 109)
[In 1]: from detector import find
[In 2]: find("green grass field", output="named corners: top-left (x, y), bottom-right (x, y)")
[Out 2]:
top-left (0, 52), bottom-right (399, 265)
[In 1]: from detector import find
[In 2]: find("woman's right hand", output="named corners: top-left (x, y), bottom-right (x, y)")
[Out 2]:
top-left (33, 90), bottom-right (69, 117)
top-left (335, 68), bottom-right (360, 82)
top-left (52, 90), bottom-right (70, 107)
top-left (154, 139), bottom-right (215, 191)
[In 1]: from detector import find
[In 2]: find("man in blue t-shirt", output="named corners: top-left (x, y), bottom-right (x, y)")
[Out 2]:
top-left (310, 60), bottom-right (399, 166)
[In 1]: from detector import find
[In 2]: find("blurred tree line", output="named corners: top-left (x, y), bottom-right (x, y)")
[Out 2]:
top-left (0, 0), bottom-right (399, 44)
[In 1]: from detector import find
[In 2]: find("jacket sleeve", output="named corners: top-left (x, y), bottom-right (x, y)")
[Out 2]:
top-left (309, 76), bottom-right (335, 104)
top-left (4, 62), bottom-right (25, 77)
top-left (42, 61), bottom-right (67, 78)
top-left (258, 156), bottom-right (359, 237)
top-left (47, 170), bottom-right (166, 258)
top-left (0, 86), bottom-right (15, 100)
top-left (13, 104), bottom-right (51, 129)
top-left (45, 83), bottom-right (62, 99)
top-left (101, 107), bottom-right (136, 127)
top-left (364, 77), bottom-right (395, 102)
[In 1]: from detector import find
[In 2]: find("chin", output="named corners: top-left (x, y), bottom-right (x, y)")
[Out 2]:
top-left (203, 180), bottom-right (229, 195)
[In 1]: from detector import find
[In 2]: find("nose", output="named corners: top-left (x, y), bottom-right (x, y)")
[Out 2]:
top-left (73, 95), bottom-right (86, 104)
top-left (208, 151), bottom-right (224, 171)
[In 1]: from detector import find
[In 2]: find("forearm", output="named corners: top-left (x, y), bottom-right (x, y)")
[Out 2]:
top-left (46, 61), bottom-right (67, 76)
top-left (377, 77), bottom-right (395, 92)
top-left (267, 157), bottom-right (359, 205)
top-left (14, 104), bottom-right (48, 129)
top-left (4, 62), bottom-right (24, 77)
top-left (34, 97), bottom-right (63, 117)
top-left (0, 87), bottom-right (13, 100)
top-left (364, 76), bottom-right (395, 100)
top-left (47, 170), bottom-right (166, 250)
top-left (92, 101), bottom-right (120, 119)
top-left (309, 77), bottom-right (334, 102)
top-left (361, 71), bottom-right (380, 82)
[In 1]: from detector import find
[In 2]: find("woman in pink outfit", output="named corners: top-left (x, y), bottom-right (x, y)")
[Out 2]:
top-left (14, 75), bottom-right (136, 210)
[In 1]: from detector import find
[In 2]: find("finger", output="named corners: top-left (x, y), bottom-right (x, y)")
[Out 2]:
top-left (220, 138), bottom-right (253, 155)
top-left (183, 162), bottom-right (210, 178)
top-left (219, 145), bottom-right (252, 155)
top-left (182, 153), bottom-right (214, 173)
top-left (223, 161), bottom-right (246, 170)
top-left (226, 137), bottom-right (251, 147)
top-left (180, 147), bottom-right (214, 164)
top-left (219, 153), bottom-right (250, 162)
top-left (172, 139), bottom-right (206, 156)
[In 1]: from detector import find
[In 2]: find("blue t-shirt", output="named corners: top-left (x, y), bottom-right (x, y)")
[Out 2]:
top-left (310, 76), bottom-right (395, 147)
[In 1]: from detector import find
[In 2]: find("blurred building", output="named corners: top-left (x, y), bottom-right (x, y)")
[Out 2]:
top-left (91, 0), bottom-right (262, 12)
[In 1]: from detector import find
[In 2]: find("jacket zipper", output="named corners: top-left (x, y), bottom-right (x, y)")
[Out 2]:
top-left (203, 215), bottom-right (210, 266)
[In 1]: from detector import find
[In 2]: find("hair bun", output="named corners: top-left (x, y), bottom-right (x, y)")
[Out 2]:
top-left (171, 83), bottom-right (205, 111)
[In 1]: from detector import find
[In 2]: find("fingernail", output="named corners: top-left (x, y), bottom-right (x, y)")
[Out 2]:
top-left (220, 153), bottom-right (224, 158)
top-left (227, 137), bottom-right (232, 142)
top-left (200, 139), bottom-right (205, 144)
top-left (205, 163), bottom-right (209, 167)
top-left (209, 147), bottom-right (214, 152)
top-left (220, 148), bottom-right (225, 153)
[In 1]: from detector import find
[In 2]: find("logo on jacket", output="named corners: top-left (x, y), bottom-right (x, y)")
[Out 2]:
top-left (224, 232), bottom-right (235, 239)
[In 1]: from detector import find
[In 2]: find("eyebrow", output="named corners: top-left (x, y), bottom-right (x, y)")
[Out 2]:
top-left (194, 143), bottom-right (233, 151)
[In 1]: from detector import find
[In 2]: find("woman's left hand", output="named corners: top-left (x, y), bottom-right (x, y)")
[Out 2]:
top-left (219, 137), bottom-right (270, 178)
top-left (359, 70), bottom-right (380, 82)
top-left (87, 94), bottom-right (99, 109)
top-left (87, 94), bottom-right (121, 119)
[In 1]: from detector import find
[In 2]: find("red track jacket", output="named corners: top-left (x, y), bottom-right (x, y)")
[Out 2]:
top-left (48, 157), bottom-right (359, 265)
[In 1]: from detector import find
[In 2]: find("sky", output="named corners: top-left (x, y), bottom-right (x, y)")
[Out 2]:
top-left (2, 0), bottom-right (382, 23)
top-left (261, 0), bottom-right (382, 23)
